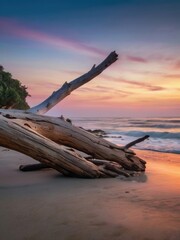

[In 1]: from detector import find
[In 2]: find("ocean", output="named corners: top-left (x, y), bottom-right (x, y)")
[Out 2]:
top-left (72, 117), bottom-right (180, 154)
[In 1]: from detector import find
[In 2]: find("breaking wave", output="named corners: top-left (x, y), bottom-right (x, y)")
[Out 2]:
top-left (118, 130), bottom-right (180, 139)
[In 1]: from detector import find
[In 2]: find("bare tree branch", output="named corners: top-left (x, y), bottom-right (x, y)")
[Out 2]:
top-left (28, 51), bottom-right (118, 114)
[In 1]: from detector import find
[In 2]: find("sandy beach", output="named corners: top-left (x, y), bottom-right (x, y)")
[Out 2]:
top-left (0, 147), bottom-right (180, 240)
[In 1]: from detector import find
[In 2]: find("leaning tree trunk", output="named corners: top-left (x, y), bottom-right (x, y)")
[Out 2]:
top-left (0, 51), bottom-right (148, 178)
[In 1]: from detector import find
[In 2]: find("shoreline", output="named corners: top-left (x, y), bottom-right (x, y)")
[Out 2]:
top-left (0, 147), bottom-right (180, 240)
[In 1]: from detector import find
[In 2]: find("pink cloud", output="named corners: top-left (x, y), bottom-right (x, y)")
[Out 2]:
top-left (124, 53), bottom-right (179, 66)
top-left (120, 79), bottom-right (164, 91)
top-left (102, 75), bottom-right (165, 91)
top-left (126, 55), bottom-right (148, 63)
top-left (163, 73), bottom-right (180, 79)
top-left (0, 18), bottom-right (106, 57)
top-left (77, 85), bottom-right (131, 97)
top-left (173, 60), bottom-right (180, 70)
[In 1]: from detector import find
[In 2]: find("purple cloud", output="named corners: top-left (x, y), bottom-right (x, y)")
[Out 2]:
top-left (126, 55), bottom-right (148, 63)
top-left (0, 18), bottom-right (106, 57)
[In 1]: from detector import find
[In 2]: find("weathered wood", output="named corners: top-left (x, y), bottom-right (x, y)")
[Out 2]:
top-left (0, 52), bottom-right (118, 116)
top-left (88, 159), bottom-right (131, 177)
top-left (28, 51), bottom-right (118, 114)
top-left (0, 115), bottom-right (106, 178)
top-left (0, 51), bottom-right (148, 178)
top-left (125, 135), bottom-right (149, 149)
top-left (18, 156), bottom-right (133, 177)
top-left (0, 111), bottom-right (146, 171)
top-left (19, 163), bottom-right (50, 171)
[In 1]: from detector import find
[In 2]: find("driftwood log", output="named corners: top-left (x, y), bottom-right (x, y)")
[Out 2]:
top-left (0, 51), bottom-right (148, 178)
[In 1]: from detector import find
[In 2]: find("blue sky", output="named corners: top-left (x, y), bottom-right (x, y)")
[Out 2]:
top-left (0, 0), bottom-right (180, 117)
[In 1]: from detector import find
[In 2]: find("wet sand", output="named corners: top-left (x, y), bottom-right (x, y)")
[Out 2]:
top-left (0, 147), bottom-right (180, 240)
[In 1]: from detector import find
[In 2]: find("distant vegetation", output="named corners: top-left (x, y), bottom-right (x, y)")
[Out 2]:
top-left (0, 65), bottom-right (30, 109)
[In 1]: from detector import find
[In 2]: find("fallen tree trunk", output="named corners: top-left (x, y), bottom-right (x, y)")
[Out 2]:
top-left (0, 114), bottom-right (146, 177)
top-left (0, 111), bottom-right (146, 171)
top-left (0, 115), bottom-right (104, 178)
top-left (0, 51), bottom-right (148, 178)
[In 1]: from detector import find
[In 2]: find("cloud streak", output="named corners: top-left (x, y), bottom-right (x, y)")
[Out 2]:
top-left (78, 85), bottom-right (132, 96)
top-left (0, 18), bottom-right (106, 57)
top-left (121, 79), bottom-right (164, 91)
top-left (123, 53), bottom-right (180, 66)
top-left (126, 55), bottom-right (148, 63)
top-left (163, 73), bottom-right (180, 79)
top-left (102, 75), bottom-right (165, 91)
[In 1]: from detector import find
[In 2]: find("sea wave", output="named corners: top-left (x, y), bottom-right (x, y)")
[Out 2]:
top-left (127, 124), bottom-right (180, 129)
top-left (118, 130), bottom-right (180, 139)
top-left (129, 119), bottom-right (180, 124)
top-left (73, 117), bottom-right (180, 154)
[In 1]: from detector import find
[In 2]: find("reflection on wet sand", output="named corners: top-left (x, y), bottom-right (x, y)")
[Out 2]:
top-left (0, 148), bottom-right (180, 240)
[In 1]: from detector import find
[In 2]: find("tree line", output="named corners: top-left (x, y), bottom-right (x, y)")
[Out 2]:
top-left (0, 65), bottom-right (30, 109)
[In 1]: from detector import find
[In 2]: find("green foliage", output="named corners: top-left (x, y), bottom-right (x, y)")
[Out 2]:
top-left (0, 66), bottom-right (30, 109)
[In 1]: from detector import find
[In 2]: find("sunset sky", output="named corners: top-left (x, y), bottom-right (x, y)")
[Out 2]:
top-left (1, 0), bottom-right (180, 117)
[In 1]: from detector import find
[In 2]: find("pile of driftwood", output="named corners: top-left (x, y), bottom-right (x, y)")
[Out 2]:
top-left (0, 52), bottom-right (148, 178)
